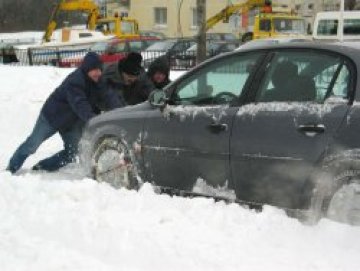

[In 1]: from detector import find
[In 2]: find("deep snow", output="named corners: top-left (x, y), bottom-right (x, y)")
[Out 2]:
top-left (0, 63), bottom-right (359, 270)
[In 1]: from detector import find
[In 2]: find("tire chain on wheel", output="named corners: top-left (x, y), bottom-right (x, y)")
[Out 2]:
top-left (92, 137), bottom-right (138, 189)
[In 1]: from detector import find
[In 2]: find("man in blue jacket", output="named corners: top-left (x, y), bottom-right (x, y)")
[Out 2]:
top-left (7, 52), bottom-right (120, 174)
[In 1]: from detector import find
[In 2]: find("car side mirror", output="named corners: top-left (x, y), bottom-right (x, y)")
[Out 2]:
top-left (149, 90), bottom-right (168, 108)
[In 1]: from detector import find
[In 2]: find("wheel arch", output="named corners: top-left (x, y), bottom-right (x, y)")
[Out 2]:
top-left (303, 149), bottom-right (360, 223)
top-left (80, 124), bottom-right (134, 177)
top-left (320, 149), bottom-right (360, 200)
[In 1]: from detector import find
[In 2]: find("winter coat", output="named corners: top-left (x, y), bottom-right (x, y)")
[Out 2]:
top-left (41, 56), bottom-right (120, 132)
top-left (147, 55), bottom-right (171, 89)
top-left (102, 60), bottom-right (154, 106)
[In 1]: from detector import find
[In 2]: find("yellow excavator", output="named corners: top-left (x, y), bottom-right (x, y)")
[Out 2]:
top-left (43, 0), bottom-right (139, 42)
top-left (205, 0), bottom-right (307, 42)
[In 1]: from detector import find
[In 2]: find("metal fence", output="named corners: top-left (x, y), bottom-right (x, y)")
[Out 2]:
top-left (1, 47), bottom-right (202, 70)
top-left (0, 47), bottom-right (275, 75)
top-left (1, 47), bottom-right (345, 86)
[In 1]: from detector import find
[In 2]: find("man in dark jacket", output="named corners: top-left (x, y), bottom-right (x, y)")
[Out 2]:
top-left (7, 52), bottom-right (120, 174)
top-left (147, 55), bottom-right (171, 89)
top-left (102, 52), bottom-right (153, 106)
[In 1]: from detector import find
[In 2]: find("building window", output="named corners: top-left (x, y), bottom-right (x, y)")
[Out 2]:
top-left (120, 0), bottom-right (130, 7)
top-left (192, 8), bottom-right (200, 27)
top-left (154, 7), bottom-right (167, 25)
top-left (79, 33), bottom-right (93, 38)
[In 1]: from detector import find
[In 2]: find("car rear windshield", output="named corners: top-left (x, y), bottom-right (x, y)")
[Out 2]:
top-left (90, 42), bottom-right (109, 52)
top-left (146, 40), bottom-right (176, 51)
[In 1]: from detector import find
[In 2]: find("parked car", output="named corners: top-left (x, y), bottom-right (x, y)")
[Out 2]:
top-left (80, 41), bottom-right (360, 225)
top-left (175, 41), bottom-right (238, 68)
top-left (142, 38), bottom-right (196, 69)
top-left (206, 32), bottom-right (238, 41)
top-left (59, 36), bottom-right (159, 67)
top-left (313, 11), bottom-right (360, 41)
top-left (139, 30), bottom-right (167, 39)
top-left (0, 42), bottom-right (18, 64)
top-left (236, 37), bottom-right (312, 50)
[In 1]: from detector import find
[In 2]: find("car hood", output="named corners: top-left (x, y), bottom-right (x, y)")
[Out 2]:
top-left (87, 101), bottom-right (152, 127)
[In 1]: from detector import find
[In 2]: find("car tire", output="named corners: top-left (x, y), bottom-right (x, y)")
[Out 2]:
top-left (91, 137), bottom-right (138, 189)
top-left (302, 171), bottom-right (333, 225)
top-left (326, 174), bottom-right (360, 225)
top-left (305, 158), bottom-right (360, 225)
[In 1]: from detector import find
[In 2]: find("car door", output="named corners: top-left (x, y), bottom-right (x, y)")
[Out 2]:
top-left (104, 42), bottom-right (127, 63)
top-left (142, 52), bottom-right (266, 192)
top-left (230, 49), bottom-right (353, 209)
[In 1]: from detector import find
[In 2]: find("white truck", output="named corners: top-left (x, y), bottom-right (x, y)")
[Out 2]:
top-left (313, 11), bottom-right (360, 41)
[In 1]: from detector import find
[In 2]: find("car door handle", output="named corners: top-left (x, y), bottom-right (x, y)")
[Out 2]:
top-left (207, 123), bottom-right (228, 133)
top-left (297, 124), bottom-right (325, 136)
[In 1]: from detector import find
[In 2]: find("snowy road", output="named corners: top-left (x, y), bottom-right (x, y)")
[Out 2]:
top-left (0, 65), bottom-right (359, 271)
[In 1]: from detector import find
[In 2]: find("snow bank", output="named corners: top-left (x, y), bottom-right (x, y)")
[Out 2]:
top-left (1, 175), bottom-right (359, 271)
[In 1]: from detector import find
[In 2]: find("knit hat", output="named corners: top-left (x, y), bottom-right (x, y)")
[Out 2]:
top-left (147, 56), bottom-right (170, 78)
top-left (120, 52), bottom-right (143, 76)
top-left (81, 52), bottom-right (103, 73)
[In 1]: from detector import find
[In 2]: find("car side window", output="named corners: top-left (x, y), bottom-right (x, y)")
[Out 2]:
top-left (314, 64), bottom-right (350, 100)
top-left (173, 42), bottom-right (185, 51)
top-left (128, 41), bottom-right (143, 51)
top-left (259, 19), bottom-right (271, 31)
top-left (171, 52), bottom-right (264, 106)
top-left (256, 51), bottom-right (351, 103)
top-left (317, 19), bottom-right (338, 35)
top-left (333, 66), bottom-right (350, 98)
top-left (113, 43), bottom-right (126, 53)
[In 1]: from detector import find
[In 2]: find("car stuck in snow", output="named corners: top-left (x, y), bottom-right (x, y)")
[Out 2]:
top-left (80, 41), bottom-right (360, 225)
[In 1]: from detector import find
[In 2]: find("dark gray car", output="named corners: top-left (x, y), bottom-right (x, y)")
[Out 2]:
top-left (80, 42), bottom-right (360, 225)
top-left (142, 38), bottom-right (196, 69)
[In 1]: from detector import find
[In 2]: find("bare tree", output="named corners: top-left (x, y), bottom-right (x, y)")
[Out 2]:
top-left (0, 0), bottom-right (85, 32)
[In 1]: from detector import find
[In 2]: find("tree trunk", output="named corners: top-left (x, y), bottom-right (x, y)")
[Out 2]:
top-left (196, 0), bottom-right (206, 65)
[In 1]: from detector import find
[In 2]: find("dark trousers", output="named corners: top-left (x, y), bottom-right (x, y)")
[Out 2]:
top-left (7, 113), bottom-right (83, 173)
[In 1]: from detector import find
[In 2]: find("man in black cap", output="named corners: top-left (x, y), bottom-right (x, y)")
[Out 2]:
top-left (7, 52), bottom-right (120, 173)
top-left (102, 52), bottom-right (154, 106)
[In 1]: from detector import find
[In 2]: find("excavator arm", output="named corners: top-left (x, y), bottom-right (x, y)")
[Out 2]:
top-left (43, 0), bottom-right (100, 42)
top-left (205, 0), bottom-right (270, 31)
top-left (43, 2), bottom-right (61, 42)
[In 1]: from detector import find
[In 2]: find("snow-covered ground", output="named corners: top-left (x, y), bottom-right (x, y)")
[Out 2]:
top-left (0, 30), bottom-right (360, 269)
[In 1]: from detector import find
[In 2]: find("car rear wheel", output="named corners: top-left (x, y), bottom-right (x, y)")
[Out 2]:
top-left (327, 178), bottom-right (360, 225)
top-left (92, 137), bottom-right (138, 189)
top-left (305, 167), bottom-right (360, 225)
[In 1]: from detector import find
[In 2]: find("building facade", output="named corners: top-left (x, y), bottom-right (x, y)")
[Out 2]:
top-left (105, 0), bottom-right (360, 38)
top-left (129, 0), bottom-right (248, 38)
